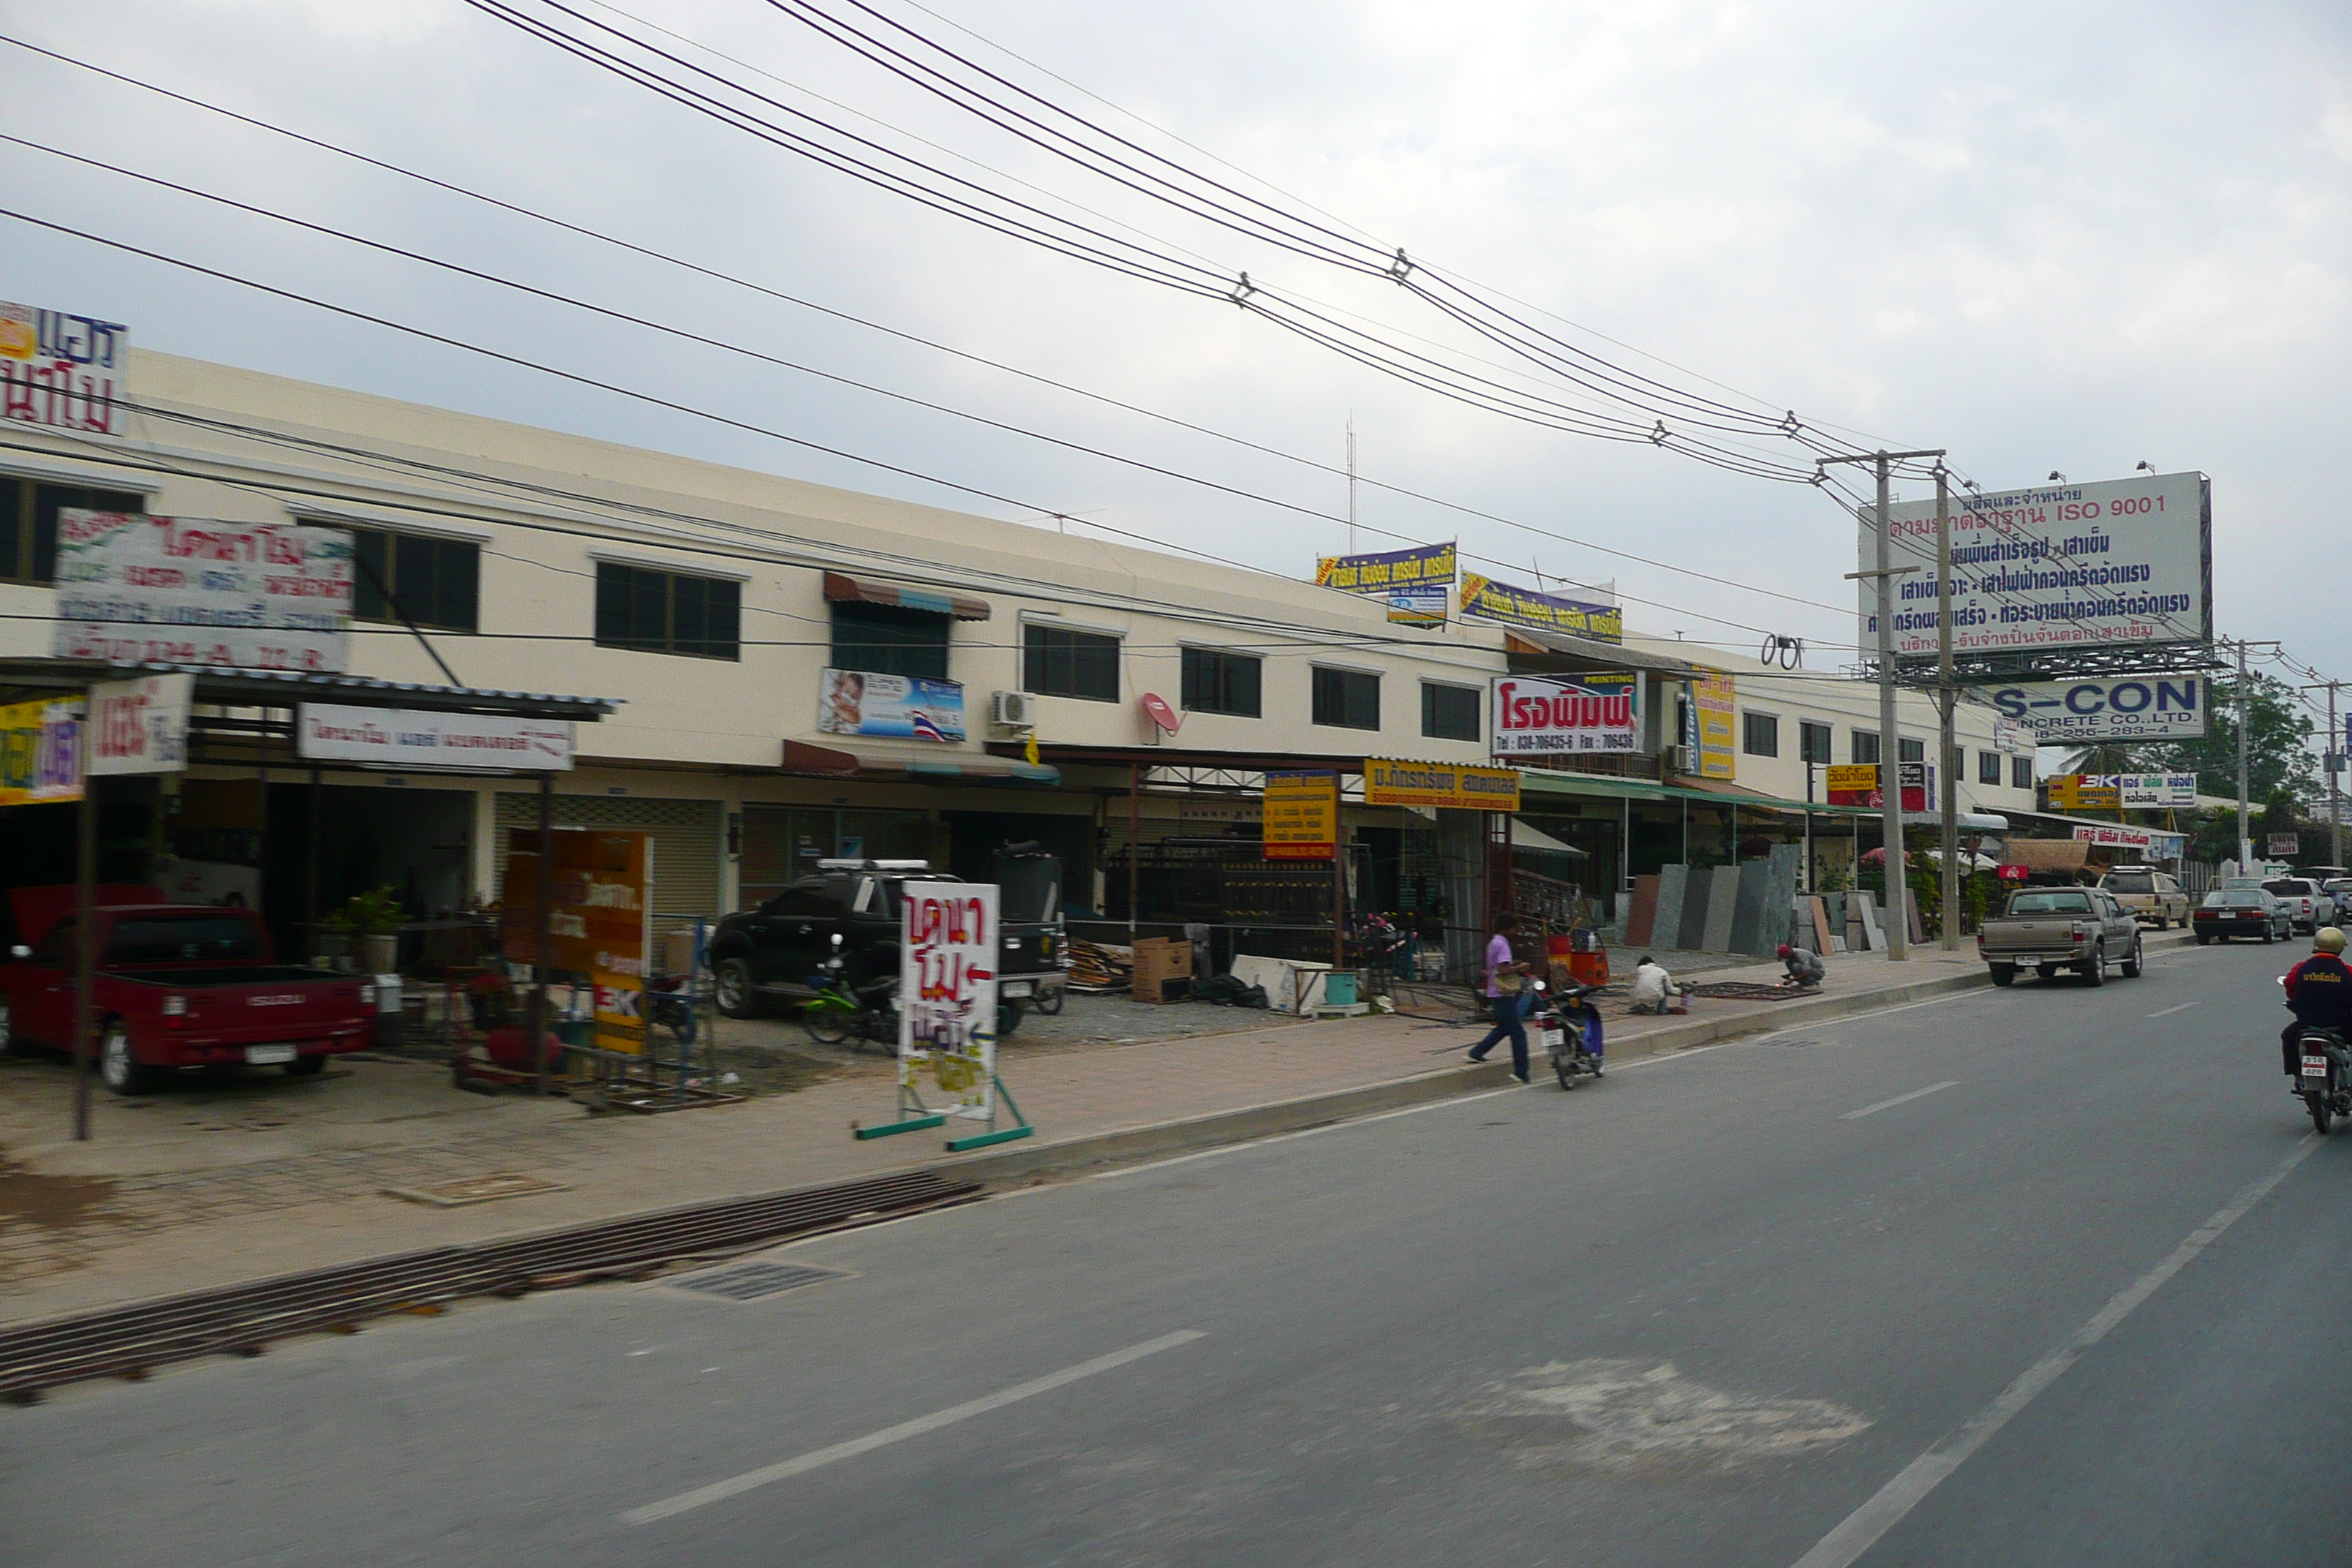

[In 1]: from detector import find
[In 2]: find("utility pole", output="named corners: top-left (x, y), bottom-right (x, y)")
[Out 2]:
top-left (1825, 447), bottom-right (1945, 962)
top-left (2236, 638), bottom-right (2253, 870)
top-left (2302, 678), bottom-right (2347, 869)
top-left (1346, 414), bottom-right (1357, 556)
top-left (1935, 465), bottom-right (1959, 950)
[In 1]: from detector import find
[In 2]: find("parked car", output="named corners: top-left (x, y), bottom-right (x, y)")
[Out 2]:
top-left (2323, 878), bottom-right (2352, 924)
top-left (0, 887), bottom-right (377, 1094)
top-left (707, 859), bottom-right (1066, 1020)
top-left (2262, 878), bottom-right (2326, 933)
top-left (2193, 888), bottom-right (2293, 944)
top-left (1978, 886), bottom-right (2144, 986)
top-left (2098, 866), bottom-right (2190, 929)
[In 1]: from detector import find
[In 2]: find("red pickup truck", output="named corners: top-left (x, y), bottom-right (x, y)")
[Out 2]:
top-left (0, 887), bottom-right (376, 1095)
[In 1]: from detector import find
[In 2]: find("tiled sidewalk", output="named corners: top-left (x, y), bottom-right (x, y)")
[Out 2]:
top-left (0, 945), bottom-right (1990, 1324)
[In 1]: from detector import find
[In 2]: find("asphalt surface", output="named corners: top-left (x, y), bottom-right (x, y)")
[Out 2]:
top-left (6, 936), bottom-right (2348, 1567)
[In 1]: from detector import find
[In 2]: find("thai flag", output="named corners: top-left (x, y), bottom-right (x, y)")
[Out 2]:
top-left (909, 709), bottom-right (947, 742)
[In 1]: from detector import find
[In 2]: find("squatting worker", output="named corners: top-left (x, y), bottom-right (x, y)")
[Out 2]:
top-left (2282, 927), bottom-right (2352, 1075)
top-left (1777, 943), bottom-right (1827, 990)
top-left (1629, 954), bottom-right (1682, 1014)
top-left (1468, 913), bottom-right (1532, 1084)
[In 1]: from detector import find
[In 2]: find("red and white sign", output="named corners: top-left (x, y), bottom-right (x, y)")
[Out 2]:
top-left (86, 674), bottom-right (191, 777)
top-left (2072, 823), bottom-right (2157, 851)
top-left (900, 880), bottom-right (1000, 1120)
top-left (1141, 691), bottom-right (1180, 734)
top-left (297, 704), bottom-right (574, 772)
top-left (52, 511), bottom-right (353, 673)
top-left (1490, 676), bottom-right (1638, 755)
top-left (1997, 864), bottom-right (2030, 881)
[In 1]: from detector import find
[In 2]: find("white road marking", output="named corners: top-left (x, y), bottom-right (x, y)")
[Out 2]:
top-left (619, 1330), bottom-right (1208, 1525)
top-left (1788, 1135), bottom-right (2322, 1568)
top-left (1840, 1082), bottom-right (1960, 1120)
top-left (2147, 1001), bottom-right (2203, 1018)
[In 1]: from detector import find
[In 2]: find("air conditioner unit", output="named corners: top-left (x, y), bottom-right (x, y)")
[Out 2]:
top-left (992, 690), bottom-right (1039, 730)
top-left (1667, 744), bottom-right (1697, 774)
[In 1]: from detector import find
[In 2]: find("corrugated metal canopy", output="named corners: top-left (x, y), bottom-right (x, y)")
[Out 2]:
top-left (0, 658), bottom-right (619, 721)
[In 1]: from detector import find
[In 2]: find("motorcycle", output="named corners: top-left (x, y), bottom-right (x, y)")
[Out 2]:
top-left (2277, 974), bottom-right (2351, 1133)
top-left (1530, 979), bottom-right (1605, 1090)
top-left (802, 933), bottom-right (1022, 1050)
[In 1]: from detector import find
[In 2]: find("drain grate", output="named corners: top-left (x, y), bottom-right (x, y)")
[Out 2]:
top-left (666, 1262), bottom-right (851, 1301)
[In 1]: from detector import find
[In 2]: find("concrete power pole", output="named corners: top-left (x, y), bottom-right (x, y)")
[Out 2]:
top-left (2304, 679), bottom-right (2347, 869)
top-left (2237, 638), bottom-right (2253, 871)
top-left (1936, 467), bottom-right (1959, 950)
top-left (1824, 447), bottom-right (1944, 962)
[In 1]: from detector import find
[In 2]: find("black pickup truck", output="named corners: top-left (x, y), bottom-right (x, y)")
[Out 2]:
top-left (709, 857), bottom-right (1067, 1020)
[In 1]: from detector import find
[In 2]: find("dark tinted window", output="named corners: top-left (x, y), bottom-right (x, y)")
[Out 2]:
top-left (767, 881), bottom-right (841, 916)
top-left (1742, 712), bottom-right (1779, 757)
top-left (2104, 872), bottom-right (2154, 893)
top-left (2012, 756), bottom-right (2034, 790)
top-left (1421, 683), bottom-right (1480, 741)
top-left (2264, 881), bottom-right (2313, 897)
top-left (105, 916), bottom-right (265, 965)
top-left (831, 600), bottom-right (951, 682)
top-left (595, 562), bottom-right (740, 660)
top-left (1313, 667), bottom-right (1380, 730)
top-left (2223, 891), bottom-right (2269, 907)
top-left (1978, 751), bottom-right (2002, 785)
top-left (1023, 625), bottom-right (1120, 701)
top-left (2008, 892), bottom-right (2093, 914)
top-left (1182, 647), bottom-right (1262, 717)
top-left (1899, 737), bottom-right (1925, 762)
top-left (1799, 721), bottom-right (1833, 764)
top-left (1851, 730), bottom-right (1880, 765)
top-left (350, 527), bottom-right (480, 633)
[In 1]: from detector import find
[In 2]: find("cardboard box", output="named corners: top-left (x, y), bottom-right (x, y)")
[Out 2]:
top-left (660, 928), bottom-right (701, 978)
top-left (1131, 935), bottom-right (1194, 1002)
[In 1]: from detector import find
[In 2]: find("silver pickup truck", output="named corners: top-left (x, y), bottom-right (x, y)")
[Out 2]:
top-left (1978, 886), bottom-right (2145, 987)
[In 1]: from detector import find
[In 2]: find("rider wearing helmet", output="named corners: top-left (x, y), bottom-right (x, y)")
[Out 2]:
top-left (2282, 927), bottom-right (2352, 1075)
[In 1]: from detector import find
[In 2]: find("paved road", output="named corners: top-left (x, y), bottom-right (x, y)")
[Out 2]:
top-left (7, 937), bottom-right (2348, 1566)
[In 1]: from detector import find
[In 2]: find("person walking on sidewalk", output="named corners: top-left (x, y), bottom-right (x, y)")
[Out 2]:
top-left (1468, 914), bottom-right (1533, 1082)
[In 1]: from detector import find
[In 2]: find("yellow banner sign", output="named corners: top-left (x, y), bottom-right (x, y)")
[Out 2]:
top-left (1824, 764), bottom-right (1880, 794)
top-left (0, 698), bottom-right (83, 806)
top-left (1263, 771), bottom-right (1338, 860)
top-left (1362, 758), bottom-right (1522, 812)
top-left (1693, 670), bottom-right (1736, 780)
top-left (2048, 774), bottom-right (2121, 811)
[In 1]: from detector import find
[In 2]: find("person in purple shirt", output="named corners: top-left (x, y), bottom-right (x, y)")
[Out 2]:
top-left (1466, 913), bottom-right (1532, 1082)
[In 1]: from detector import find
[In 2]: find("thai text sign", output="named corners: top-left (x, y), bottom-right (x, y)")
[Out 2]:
top-left (1490, 675), bottom-right (1637, 755)
top-left (816, 668), bottom-right (965, 742)
top-left (52, 511), bottom-right (353, 673)
top-left (87, 674), bottom-right (190, 777)
top-left (2048, 774), bottom-right (2122, 811)
top-left (1693, 671), bottom-right (1735, 780)
top-left (899, 880), bottom-right (999, 1119)
top-left (2075, 823), bottom-right (2186, 856)
top-left (1316, 542), bottom-right (1455, 625)
top-left (1458, 573), bottom-right (1623, 643)
top-left (2269, 832), bottom-right (2302, 859)
top-left (1826, 762), bottom-right (1931, 811)
top-left (0, 698), bottom-right (81, 805)
top-left (1, 301), bottom-right (126, 436)
top-left (500, 829), bottom-right (652, 1055)
top-left (1985, 674), bottom-right (2205, 743)
top-left (1362, 758), bottom-right (1521, 812)
top-left (1863, 471), bottom-right (2211, 660)
top-left (1263, 771), bottom-right (1338, 860)
top-left (298, 704), bottom-right (575, 771)
top-left (2115, 773), bottom-right (2196, 808)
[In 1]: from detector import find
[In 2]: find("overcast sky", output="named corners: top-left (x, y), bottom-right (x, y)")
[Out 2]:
top-left (4, 1), bottom-right (2348, 686)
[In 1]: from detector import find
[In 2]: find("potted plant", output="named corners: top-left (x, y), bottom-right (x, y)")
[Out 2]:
top-left (333, 886), bottom-right (407, 975)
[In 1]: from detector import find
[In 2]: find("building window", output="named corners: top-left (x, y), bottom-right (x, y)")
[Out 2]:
top-left (1312, 667), bottom-right (1381, 730)
top-left (830, 600), bottom-right (949, 681)
top-left (1180, 647), bottom-right (1261, 717)
top-left (1899, 736), bottom-right (1925, 763)
top-left (1799, 720), bottom-right (1833, 765)
top-left (594, 561), bottom-right (740, 660)
top-left (1742, 711), bottom-right (1779, 758)
top-left (1421, 682), bottom-right (1480, 741)
top-left (1023, 624), bottom-right (1120, 701)
top-left (2012, 755), bottom-right (2034, 791)
top-left (0, 478), bottom-right (144, 585)
top-left (1851, 729), bottom-right (1880, 765)
top-left (350, 527), bottom-right (480, 633)
top-left (1978, 750), bottom-right (2002, 785)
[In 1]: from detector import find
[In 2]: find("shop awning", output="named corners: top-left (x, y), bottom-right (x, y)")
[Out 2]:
top-left (1518, 768), bottom-right (1876, 816)
top-left (0, 658), bottom-right (618, 720)
top-left (1511, 818), bottom-right (1587, 856)
top-left (783, 738), bottom-right (1057, 784)
top-left (2004, 807), bottom-right (2187, 854)
top-left (822, 571), bottom-right (991, 621)
top-left (1502, 630), bottom-right (1709, 678)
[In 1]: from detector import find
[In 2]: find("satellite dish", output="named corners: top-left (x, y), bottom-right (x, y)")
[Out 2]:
top-left (1141, 692), bottom-right (1180, 734)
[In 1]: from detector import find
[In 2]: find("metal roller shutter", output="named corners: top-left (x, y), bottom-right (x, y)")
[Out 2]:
top-left (494, 793), bottom-right (725, 932)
